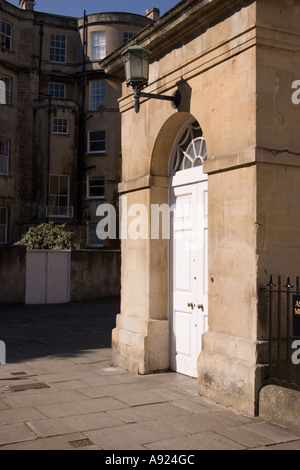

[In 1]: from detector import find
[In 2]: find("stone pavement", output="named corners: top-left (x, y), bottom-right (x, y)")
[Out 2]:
top-left (0, 299), bottom-right (299, 451)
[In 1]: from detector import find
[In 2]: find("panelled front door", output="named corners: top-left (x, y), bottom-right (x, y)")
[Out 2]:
top-left (169, 174), bottom-right (208, 378)
top-left (168, 119), bottom-right (208, 378)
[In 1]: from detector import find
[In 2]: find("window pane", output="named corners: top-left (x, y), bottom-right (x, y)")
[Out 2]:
top-left (49, 82), bottom-right (65, 98)
top-left (90, 81), bottom-right (105, 110)
top-left (88, 223), bottom-right (103, 246)
top-left (59, 176), bottom-right (69, 195)
top-left (90, 131), bottom-right (105, 141)
top-left (90, 141), bottom-right (105, 152)
top-left (0, 207), bottom-right (7, 243)
top-left (49, 175), bottom-right (58, 194)
top-left (91, 32), bottom-right (106, 60)
top-left (53, 118), bottom-right (68, 134)
top-left (0, 138), bottom-right (9, 175)
top-left (0, 138), bottom-right (9, 156)
top-left (1, 21), bottom-right (12, 50)
top-left (48, 175), bottom-right (70, 217)
top-left (0, 76), bottom-right (11, 104)
top-left (0, 208), bottom-right (7, 225)
top-left (89, 178), bottom-right (105, 197)
top-left (50, 34), bottom-right (66, 63)
top-left (58, 195), bottom-right (68, 207)
top-left (123, 32), bottom-right (134, 43)
top-left (89, 131), bottom-right (106, 152)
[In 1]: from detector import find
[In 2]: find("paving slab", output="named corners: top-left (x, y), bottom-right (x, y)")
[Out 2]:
top-left (146, 431), bottom-right (246, 451)
top-left (0, 422), bottom-right (37, 446)
top-left (0, 433), bottom-right (102, 450)
top-left (85, 419), bottom-right (188, 450)
top-left (0, 406), bottom-right (46, 425)
top-left (2, 390), bottom-right (85, 408)
top-left (27, 411), bottom-right (124, 438)
top-left (108, 386), bottom-right (191, 407)
top-left (217, 421), bottom-right (300, 448)
top-left (108, 402), bottom-right (192, 424)
top-left (49, 379), bottom-right (90, 391)
top-left (36, 397), bottom-right (128, 418)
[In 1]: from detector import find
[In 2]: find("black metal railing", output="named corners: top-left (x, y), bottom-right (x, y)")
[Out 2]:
top-left (261, 275), bottom-right (300, 391)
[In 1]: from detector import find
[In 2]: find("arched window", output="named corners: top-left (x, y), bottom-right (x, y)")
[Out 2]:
top-left (171, 120), bottom-right (207, 174)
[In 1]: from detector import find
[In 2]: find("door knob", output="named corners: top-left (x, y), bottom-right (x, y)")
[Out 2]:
top-left (197, 304), bottom-right (204, 311)
top-left (187, 302), bottom-right (194, 310)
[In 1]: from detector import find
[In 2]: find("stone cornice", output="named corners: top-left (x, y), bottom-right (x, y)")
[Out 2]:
top-left (256, 24), bottom-right (300, 51)
top-left (101, 0), bottom-right (255, 78)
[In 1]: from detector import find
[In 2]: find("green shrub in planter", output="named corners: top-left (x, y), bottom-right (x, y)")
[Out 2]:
top-left (15, 222), bottom-right (73, 250)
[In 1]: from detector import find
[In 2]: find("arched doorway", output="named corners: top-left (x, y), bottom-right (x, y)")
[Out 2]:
top-left (168, 118), bottom-right (208, 377)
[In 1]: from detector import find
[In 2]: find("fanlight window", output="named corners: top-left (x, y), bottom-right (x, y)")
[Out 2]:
top-left (172, 120), bottom-right (207, 173)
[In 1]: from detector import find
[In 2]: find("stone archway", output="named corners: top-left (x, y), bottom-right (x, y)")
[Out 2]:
top-left (112, 112), bottom-right (207, 375)
top-left (150, 112), bottom-right (194, 179)
top-left (148, 113), bottom-right (209, 376)
top-left (167, 118), bottom-right (209, 377)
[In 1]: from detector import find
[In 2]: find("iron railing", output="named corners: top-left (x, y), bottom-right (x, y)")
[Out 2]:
top-left (46, 205), bottom-right (74, 219)
top-left (261, 275), bottom-right (300, 391)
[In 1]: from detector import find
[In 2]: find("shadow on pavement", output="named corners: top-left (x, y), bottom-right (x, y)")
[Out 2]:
top-left (0, 298), bottom-right (120, 363)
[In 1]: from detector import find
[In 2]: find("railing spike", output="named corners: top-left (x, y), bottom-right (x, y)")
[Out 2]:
top-left (284, 276), bottom-right (294, 289)
top-left (266, 275), bottom-right (276, 287)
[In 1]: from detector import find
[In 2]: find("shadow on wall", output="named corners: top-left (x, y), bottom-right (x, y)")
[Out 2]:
top-left (177, 80), bottom-right (192, 114)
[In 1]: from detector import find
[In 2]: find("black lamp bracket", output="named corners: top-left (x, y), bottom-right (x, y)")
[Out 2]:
top-left (133, 88), bottom-right (181, 113)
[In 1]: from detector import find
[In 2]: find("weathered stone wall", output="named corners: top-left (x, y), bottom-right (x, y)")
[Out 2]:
top-left (256, 0), bottom-right (300, 285)
top-left (0, 248), bottom-right (120, 305)
top-left (70, 250), bottom-right (121, 301)
top-left (0, 246), bottom-right (26, 305)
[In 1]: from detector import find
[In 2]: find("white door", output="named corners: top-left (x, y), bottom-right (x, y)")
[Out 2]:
top-left (169, 178), bottom-right (208, 377)
top-left (168, 119), bottom-right (209, 377)
top-left (26, 250), bottom-right (70, 304)
top-left (46, 251), bottom-right (71, 304)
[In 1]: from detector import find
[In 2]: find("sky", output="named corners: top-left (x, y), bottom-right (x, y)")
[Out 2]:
top-left (9, 0), bottom-right (180, 17)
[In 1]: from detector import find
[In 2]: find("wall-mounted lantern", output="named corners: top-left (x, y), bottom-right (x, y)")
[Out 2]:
top-left (122, 40), bottom-right (181, 113)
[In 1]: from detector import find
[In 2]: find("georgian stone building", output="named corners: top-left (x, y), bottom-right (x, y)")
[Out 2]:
top-left (102, 0), bottom-right (300, 415)
top-left (0, 0), bottom-right (156, 246)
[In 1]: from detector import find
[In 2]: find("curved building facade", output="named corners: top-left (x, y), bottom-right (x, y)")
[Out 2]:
top-left (0, 0), bottom-right (156, 246)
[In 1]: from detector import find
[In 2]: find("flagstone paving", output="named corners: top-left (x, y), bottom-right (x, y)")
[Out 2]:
top-left (0, 300), bottom-right (299, 450)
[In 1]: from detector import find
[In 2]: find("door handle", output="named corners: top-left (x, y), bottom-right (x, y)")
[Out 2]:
top-left (187, 302), bottom-right (194, 310)
top-left (197, 304), bottom-right (204, 311)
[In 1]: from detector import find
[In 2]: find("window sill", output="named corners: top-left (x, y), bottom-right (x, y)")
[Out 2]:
top-left (91, 106), bottom-right (106, 112)
top-left (87, 196), bottom-right (106, 201)
top-left (87, 152), bottom-right (107, 156)
top-left (0, 47), bottom-right (14, 54)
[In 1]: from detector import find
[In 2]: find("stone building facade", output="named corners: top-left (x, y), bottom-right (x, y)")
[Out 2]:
top-left (0, 0), bottom-right (155, 246)
top-left (102, 0), bottom-right (300, 415)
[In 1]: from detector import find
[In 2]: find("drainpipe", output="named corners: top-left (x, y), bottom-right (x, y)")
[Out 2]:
top-left (77, 10), bottom-right (87, 224)
top-left (46, 95), bottom-right (51, 221)
top-left (39, 92), bottom-right (51, 221)
top-left (38, 21), bottom-right (44, 96)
